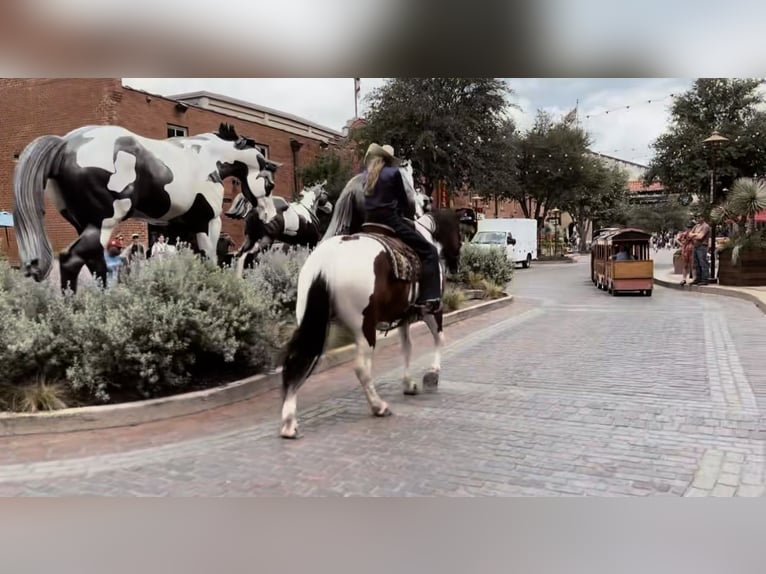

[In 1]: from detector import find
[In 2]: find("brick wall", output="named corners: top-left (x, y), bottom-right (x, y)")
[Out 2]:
top-left (0, 79), bottom-right (332, 263)
top-left (0, 78), bottom-right (124, 264)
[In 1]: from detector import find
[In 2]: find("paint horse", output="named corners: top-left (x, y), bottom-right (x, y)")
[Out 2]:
top-left (226, 181), bottom-right (333, 276)
top-left (13, 123), bottom-right (279, 292)
top-left (279, 205), bottom-right (463, 439)
top-left (321, 160), bottom-right (430, 240)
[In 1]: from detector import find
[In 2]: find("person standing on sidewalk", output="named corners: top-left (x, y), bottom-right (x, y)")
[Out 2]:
top-left (690, 214), bottom-right (711, 285)
top-left (675, 221), bottom-right (695, 286)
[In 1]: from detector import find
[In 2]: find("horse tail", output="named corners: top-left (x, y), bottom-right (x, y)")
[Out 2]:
top-left (13, 135), bottom-right (66, 281)
top-left (321, 174), bottom-right (363, 241)
top-left (282, 268), bottom-right (332, 397)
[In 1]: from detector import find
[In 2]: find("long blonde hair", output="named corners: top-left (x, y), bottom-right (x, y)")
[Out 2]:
top-left (364, 156), bottom-right (387, 196)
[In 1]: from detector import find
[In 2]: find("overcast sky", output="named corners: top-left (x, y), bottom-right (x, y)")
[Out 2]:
top-left (123, 78), bottom-right (695, 166)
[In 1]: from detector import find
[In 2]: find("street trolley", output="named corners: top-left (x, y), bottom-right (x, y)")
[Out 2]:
top-left (591, 227), bottom-right (654, 296)
top-left (589, 227), bottom-right (620, 285)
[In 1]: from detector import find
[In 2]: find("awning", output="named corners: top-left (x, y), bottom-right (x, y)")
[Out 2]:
top-left (0, 211), bottom-right (12, 227)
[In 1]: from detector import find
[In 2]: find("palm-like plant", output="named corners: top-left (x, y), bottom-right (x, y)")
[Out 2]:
top-left (727, 177), bottom-right (766, 231)
top-left (717, 177), bottom-right (766, 265)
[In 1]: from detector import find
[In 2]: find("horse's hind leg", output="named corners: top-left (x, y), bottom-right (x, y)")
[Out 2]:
top-left (422, 312), bottom-right (444, 389)
top-left (353, 331), bottom-right (391, 417)
top-left (399, 323), bottom-right (419, 395)
top-left (59, 225), bottom-right (105, 292)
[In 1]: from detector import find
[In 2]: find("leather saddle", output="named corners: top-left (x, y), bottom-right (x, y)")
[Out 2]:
top-left (353, 223), bottom-right (422, 283)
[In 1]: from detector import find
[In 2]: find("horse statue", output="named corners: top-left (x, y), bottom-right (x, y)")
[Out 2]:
top-left (321, 160), bottom-right (430, 240)
top-left (278, 191), bottom-right (463, 438)
top-left (12, 122), bottom-right (280, 292)
top-left (225, 180), bottom-right (333, 275)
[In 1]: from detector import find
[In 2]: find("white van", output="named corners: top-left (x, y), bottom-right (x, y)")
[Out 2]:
top-left (470, 218), bottom-right (538, 268)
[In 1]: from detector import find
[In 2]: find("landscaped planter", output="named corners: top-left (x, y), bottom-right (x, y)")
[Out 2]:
top-left (718, 249), bottom-right (766, 286)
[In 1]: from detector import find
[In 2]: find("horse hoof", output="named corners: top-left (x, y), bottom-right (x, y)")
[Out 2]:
top-left (423, 370), bottom-right (440, 389)
top-left (280, 423), bottom-right (301, 439)
top-left (402, 377), bottom-right (420, 396)
top-left (375, 405), bottom-right (393, 417)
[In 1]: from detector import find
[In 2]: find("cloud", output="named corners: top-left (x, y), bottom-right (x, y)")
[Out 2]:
top-left (123, 78), bottom-right (701, 167)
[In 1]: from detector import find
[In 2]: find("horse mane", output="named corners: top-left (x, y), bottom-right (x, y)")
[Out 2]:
top-left (428, 208), bottom-right (460, 240)
top-left (321, 173), bottom-right (365, 240)
top-left (216, 123), bottom-right (240, 142)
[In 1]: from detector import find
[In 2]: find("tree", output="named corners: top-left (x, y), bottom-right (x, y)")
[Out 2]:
top-left (646, 78), bottom-right (766, 210)
top-left (299, 149), bottom-right (356, 203)
top-left (562, 158), bottom-right (630, 251)
top-left (624, 200), bottom-right (691, 234)
top-left (471, 118), bottom-right (520, 216)
top-left (355, 78), bottom-right (515, 201)
top-left (509, 109), bottom-right (592, 221)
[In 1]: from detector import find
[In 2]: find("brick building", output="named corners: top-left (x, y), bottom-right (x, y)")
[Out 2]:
top-left (0, 78), bottom-right (346, 264)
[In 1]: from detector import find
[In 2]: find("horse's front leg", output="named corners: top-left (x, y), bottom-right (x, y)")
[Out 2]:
top-left (196, 216), bottom-right (222, 265)
top-left (422, 312), bottom-right (444, 389)
top-left (399, 322), bottom-right (419, 395)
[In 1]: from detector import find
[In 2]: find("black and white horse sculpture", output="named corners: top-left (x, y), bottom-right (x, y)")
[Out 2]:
top-left (226, 181), bottom-right (333, 275)
top-left (13, 123), bottom-right (279, 291)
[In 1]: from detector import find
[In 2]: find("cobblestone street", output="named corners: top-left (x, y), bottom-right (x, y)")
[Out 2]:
top-left (2, 256), bottom-right (765, 496)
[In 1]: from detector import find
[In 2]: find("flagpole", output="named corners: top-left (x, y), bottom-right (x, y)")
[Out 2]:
top-left (354, 78), bottom-right (360, 119)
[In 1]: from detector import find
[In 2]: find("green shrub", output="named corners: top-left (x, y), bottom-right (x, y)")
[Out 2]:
top-left (0, 262), bottom-right (79, 386)
top-left (245, 246), bottom-right (311, 322)
top-left (453, 244), bottom-right (514, 287)
top-left (64, 251), bottom-right (284, 403)
top-left (0, 246), bottom-right (318, 409)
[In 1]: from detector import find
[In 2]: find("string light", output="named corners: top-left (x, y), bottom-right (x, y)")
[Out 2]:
top-left (582, 93), bottom-right (677, 121)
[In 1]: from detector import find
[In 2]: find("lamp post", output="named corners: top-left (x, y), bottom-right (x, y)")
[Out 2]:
top-left (702, 131), bottom-right (729, 283)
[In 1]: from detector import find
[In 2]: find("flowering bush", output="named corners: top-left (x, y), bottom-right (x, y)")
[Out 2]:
top-left (0, 246), bottom-right (310, 409)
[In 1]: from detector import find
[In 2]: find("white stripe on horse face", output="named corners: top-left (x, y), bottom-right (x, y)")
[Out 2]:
top-left (107, 150), bottom-right (137, 193)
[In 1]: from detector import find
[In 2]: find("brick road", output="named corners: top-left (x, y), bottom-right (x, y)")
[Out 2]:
top-left (2, 256), bottom-right (765, 496)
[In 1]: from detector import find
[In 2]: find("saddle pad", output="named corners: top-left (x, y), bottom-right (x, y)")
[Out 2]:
top-left (357, 232), bottom-right (422, 282)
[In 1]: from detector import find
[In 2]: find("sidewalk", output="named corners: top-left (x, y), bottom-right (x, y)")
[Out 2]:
top-left (654, 265), bottom-right (766, 315)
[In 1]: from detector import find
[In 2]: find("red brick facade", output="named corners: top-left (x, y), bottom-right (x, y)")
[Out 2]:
top-left (0, 79), bottom-right (334, 264)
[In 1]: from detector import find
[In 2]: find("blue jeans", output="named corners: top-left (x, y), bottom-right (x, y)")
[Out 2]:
top-left (693, 244), bottom-right (709, 282)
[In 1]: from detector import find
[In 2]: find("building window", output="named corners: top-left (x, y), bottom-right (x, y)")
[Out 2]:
top-left (167, 124), bottom-right (188, 138)
top-left (255, 144), bottom-right (269, 158)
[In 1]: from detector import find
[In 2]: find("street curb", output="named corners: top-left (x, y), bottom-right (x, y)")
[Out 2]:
top-left (653, 276), bottom-right (766, 316)
top-left (0, 295), bottom-right (514, 436)
top-left (533, 258), bottom-right (576, 265)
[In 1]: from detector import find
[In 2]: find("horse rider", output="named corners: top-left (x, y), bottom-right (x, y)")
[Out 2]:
top-left (362, 143), bottom-right (442, 313)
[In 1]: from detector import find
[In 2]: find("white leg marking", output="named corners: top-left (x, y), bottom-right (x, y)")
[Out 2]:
top-left (100, 199), bottom-right (133, 247)
top-left (280, 392), bottom-right (299, 438)
top-left (422, 314), bottom-right (443, 389)
top-left (399, 324), bottom-right (419, 395)
top-left (107, 151), bottom-right (138, 193)
top-left (353, 336), bottom-right (389, 416)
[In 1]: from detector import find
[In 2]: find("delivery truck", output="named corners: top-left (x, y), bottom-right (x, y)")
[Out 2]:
top-left (470, 218), bottom-right (538, 268)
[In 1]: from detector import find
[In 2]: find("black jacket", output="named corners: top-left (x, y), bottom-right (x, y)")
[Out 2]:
top-left (363, 166), bottom-right (414, 218)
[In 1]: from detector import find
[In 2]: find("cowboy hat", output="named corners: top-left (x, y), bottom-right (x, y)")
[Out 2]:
top-left (364, 143), bottom-right (401, 166)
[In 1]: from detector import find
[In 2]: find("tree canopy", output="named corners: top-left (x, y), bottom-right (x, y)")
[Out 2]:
top-left (353, 78), bottom-right (515, 197)
top-left (298, 149), bottom-right (355, 202)
top-left (645, 78), bottom-right (766, 210)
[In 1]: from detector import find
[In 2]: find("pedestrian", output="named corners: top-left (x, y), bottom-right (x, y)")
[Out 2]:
top-left (689, 214), bottom-right (711, 285)
top-left (104, 239), bottom-right (126, 287)
top-left (675, 221), bottom-right (695, 286)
